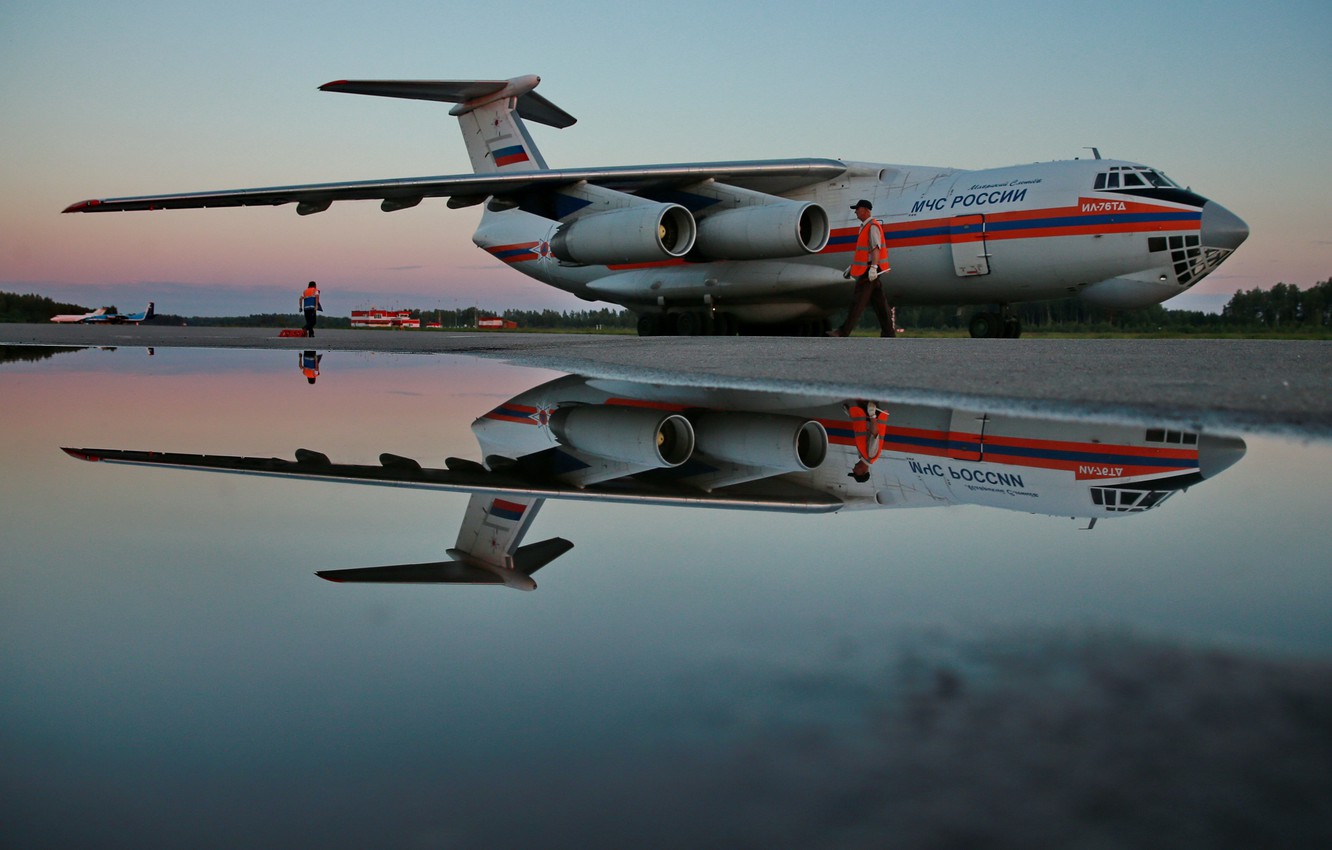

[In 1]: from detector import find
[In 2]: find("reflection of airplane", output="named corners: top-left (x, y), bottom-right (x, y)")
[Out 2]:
top-left (49, 302), bottom-right (155, 324)
top-left (62, 76), bottom-right (1248, 337)
top-left (62, 374), bottom-right (1246, 590)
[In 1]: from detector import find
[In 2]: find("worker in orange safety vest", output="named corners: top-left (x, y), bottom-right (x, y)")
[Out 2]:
top-left (300, 281), bottom-right (323, 337)
top-left (829, 200), bottom-right (894, 337)
top-left (846, 399), bottom-right (889, 482)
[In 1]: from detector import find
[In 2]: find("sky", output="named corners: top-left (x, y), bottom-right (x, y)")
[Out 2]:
top-left (1, 0), bottom-right (1329, 316)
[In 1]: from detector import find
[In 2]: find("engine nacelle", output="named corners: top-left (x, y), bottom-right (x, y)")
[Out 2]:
top-left (550, 204), bottom-right (696, 265)
top-left (550, 405), bottom-right (695, 468)
top-left (694, 202), bottom-right (830, 260)
top-left (691, 412), bottom-right (828, 471)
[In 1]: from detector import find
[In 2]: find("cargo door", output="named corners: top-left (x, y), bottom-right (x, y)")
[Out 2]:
top-left (946, 410), bottom-right (988, 461)
top-left (949, 214), bottom-right (990, 277)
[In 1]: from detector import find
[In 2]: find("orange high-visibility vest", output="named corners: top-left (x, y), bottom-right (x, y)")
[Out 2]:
top-left (302, 286), bottom-right (319, 310)
top-left (849, 220), bottom-right (890, 277)
top-left (848, 403), bottom-right (888, 462)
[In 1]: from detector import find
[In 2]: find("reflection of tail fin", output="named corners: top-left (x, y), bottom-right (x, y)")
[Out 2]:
top-left (318, 75), bottom-right (574, 174)
top-left (318, 493), bottom-right (569, 590)
top-left (315, 537), bottom-right (573, 591)
top-left (322, 538), bottom-right (578, 591)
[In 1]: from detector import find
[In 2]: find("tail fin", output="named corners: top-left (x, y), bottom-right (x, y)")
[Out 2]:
top-left (318, 75), bottom-right (574, 174)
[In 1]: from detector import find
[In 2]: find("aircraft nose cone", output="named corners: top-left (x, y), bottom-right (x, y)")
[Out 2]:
top-left (1200, 201), bottom-right (1249, 251)
top-left (1197, 434), bottom-right (1247, 479)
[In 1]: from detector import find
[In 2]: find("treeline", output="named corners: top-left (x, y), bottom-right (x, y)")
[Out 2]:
top-left (152, 312), bottom-right (353, 329)
top-left (6, 279), bottom-right (1330, 333)
top-left (888, 277), bottom-right (1332, 333)
top-left (362, 306), bottom-right (634, 330)
top-left (0, 292), bottom-right (95, 322)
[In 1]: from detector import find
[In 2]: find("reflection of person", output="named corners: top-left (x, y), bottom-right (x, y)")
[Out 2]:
top-left (846, 400), bottom-right (889, 483)
top-left (300, 281), bottom-right (323, 337)
top-left (300, 350), bottom-right (322, 384)
top-left (829, 200), bottom-right (894, 337)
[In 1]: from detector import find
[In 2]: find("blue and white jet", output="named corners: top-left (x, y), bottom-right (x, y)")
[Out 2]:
top-left (50, 302), bottom-right (155, 324)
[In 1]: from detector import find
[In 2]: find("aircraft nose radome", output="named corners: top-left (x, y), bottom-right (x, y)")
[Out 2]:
top-left (1200, 201), bottom-right (1249, 251)
top-left (1197, 434), bottom-right (1247, 479)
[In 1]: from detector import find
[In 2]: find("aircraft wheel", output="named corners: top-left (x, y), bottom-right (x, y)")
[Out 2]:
top-left (676, 311), bottom-right (702, 336)
top-left (714, 313), bottom-right (738, 336)
top-left (637, 314), bottom-right (662, 337)
top-left (698, 311), bottom-right (716, 336)
top-left (968, 312), bottom-right (1003, 338)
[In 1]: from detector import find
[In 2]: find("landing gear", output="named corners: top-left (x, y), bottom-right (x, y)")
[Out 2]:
top-left (636, 310), bottom-right (739, 337)
top-left (637, 313), bottom-right (663, 336)
top-left (967, 310), bottom-right (1022, 338)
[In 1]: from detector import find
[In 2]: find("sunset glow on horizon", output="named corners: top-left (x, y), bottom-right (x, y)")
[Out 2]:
top-left (3, 0), bottom-right (1328, 316)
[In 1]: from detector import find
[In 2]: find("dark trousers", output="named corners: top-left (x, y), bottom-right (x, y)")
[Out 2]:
top-left (303, 308), bottom-right (317, 336)
top-left (837, 275), bottom-right (894, 336)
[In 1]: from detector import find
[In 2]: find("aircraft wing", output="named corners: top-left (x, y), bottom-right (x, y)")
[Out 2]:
top-left (59, 447), bottom-right (842, 513)
top-left (62, 159), bottom-right (848, 214)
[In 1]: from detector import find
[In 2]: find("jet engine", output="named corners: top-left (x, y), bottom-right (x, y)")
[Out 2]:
top-left (549, 405), bottom-right (695, 468)
top-left (550, 204), bottom-right (696, 265)
top-left (691, 412), bottom-right (828, 471)
top-left (694, 202), bottom-right (830, 260)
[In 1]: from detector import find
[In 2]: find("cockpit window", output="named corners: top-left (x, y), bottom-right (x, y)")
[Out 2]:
top-left (1143, 170), bottom-right (1177, 188)
top-left (1094, 165), bottom-right (1179, 192)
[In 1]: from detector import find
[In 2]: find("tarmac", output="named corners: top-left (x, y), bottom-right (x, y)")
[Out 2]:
top-left (4, 323), bottom-right (1330, 438)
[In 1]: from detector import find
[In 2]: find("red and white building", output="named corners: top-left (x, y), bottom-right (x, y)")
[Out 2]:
top-left (351, 308), bottom-right (420, 330)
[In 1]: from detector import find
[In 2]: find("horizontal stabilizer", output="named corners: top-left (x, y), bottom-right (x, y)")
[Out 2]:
top-left (319, 77), bottom-right (577, 128)
top-left (316, 561), bottom-right (503, 584)
top-left (513, 537), bottom-right (575, 576)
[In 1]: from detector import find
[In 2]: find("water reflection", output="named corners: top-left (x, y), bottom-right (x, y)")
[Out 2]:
top-left (64, 369), bottom-right (1246, 590)
top-left (5, 347), bottom-right (1328, 848)
top-left (298, 350), bottom-right (322, 384)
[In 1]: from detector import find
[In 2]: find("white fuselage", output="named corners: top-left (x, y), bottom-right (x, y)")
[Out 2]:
top-left (474, 157), bottom-right (1242, 324)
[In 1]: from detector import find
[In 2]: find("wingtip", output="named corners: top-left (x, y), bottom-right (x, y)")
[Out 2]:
top-left (61, 447), bottom-right (101, 462)
top-left (62, 200), bottom-right (101, 214)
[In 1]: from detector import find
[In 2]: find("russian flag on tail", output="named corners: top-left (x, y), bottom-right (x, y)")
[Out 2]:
top-left (493, 144), bottom-right (530, 167)
top-left (490, 498), bottom-right (528, 521)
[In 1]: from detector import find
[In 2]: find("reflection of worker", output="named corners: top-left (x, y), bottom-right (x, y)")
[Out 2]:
top-left (299, 350), bottom-right (322, 384)
top-left (829, 200), bottom-right (894, 337)
top-left (300, 281), bottom-right (323, 337)
top-left (846, 400), bottom-right (889, 483)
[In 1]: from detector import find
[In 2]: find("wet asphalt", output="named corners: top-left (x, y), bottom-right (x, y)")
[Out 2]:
top-left (3, 324), bottom-right (1329, 438)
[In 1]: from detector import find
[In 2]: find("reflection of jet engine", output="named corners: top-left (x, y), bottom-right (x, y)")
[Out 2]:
top-left (550, 204), bottom-right (696, 265)
top-left (549, 405), bottom-right (695, 467)
top-left (691, 412), bottom-right (828, 471)
top-left (694, 202), bottom-right (830, 260)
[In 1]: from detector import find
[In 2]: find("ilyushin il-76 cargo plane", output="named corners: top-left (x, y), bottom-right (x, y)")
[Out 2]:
top-left (63, 374), bottom-right (1246, 590)
top-left (64, 75), bottom-right (1249, 337)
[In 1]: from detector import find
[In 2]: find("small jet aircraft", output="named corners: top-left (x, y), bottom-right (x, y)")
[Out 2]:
top-left (49, 302), bottom-right (155, 325)
top-left (62, 76), bottom-right (1248, 337)
top-left (63, 373), bottom-right (1247, 590)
